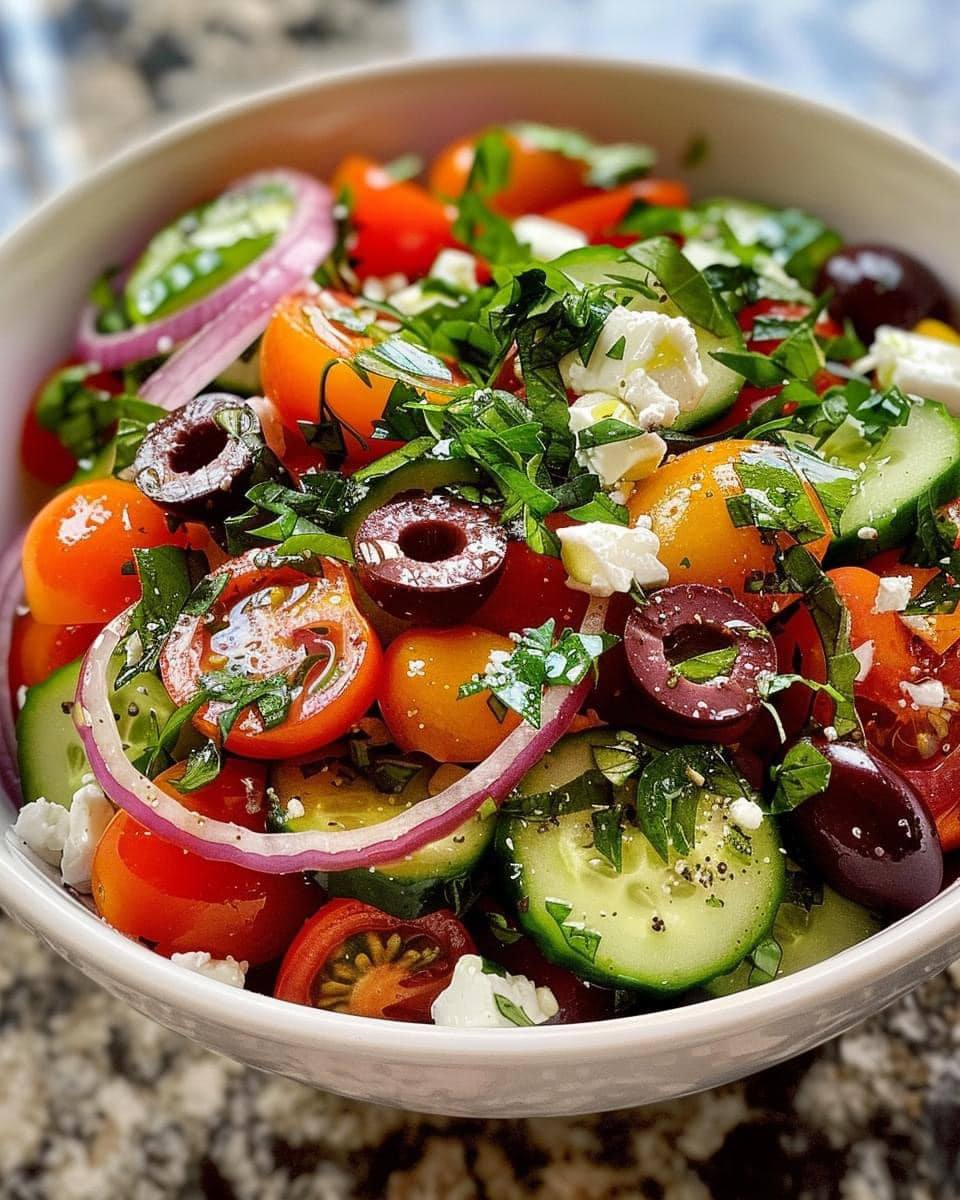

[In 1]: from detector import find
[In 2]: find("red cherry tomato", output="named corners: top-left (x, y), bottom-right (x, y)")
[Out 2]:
top-left (545, 178), bottom-right (691, 245)
top-left (19, 364), bottom-right (123, 487)
top-left (8, 613), bottom-right (98, 702)
top-left (160, 551), bottom-right (382, 760)
top-left (738, 300), bottom-right (843, 354)
top-left (274, 898), bottom-right (474, 1020)
top-left (91, 758), bottom-right (318, 963)
top-left (332, 155), bottom-right (457, 280)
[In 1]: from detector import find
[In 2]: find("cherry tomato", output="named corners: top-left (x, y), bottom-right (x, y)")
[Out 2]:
top-left (91, 759), bottom-right (318, 963)
top-left (332, 155), bottom-right (457, 280)
top-left (22, 479), bottom-right (183, 625)
top-left (8, 613), bottom-right (98, 699)
top-left (472, 518), bottom-right (588, 636)
top-left (627, 440), bottom-right (831, 619)
top-left (19, 364), bottom-right (123, 488)
top-left (379, 625), bottom-right (520, 763)
top-left (429, 129), bottom-right (587, 216)
top-left (738, 300), bottom-right (843, 355)
top-left (274, 898), bottom-right (474, 1020)
top-left (260, 289), bottom-right (459, 469)
top-left (545, 178), bottom-right (691, 245)
top-left (161, 551), bottom-right (382, 760)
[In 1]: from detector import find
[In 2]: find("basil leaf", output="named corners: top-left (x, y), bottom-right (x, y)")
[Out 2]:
top-left (904, 573), bottom-right (960, 616)
top-left (725, 446), bottom-right (827, 545)
top-left (769, 739), bottom-right (832, 813)
top-left (509, 122), bottom-right (656, 189)
top-left (566, 493), bottom-right (630, 526)
top-left (352, 338), bottom-right (457, 392)
top-left (591, 807), bottom-right (623, 873)
top-left (493, 994), bottom-right (535, 1027)
top-left (172, 740), bottom-right (222, 794)
top-left (544, 898), bottom-right (601, 963)
top-left (672, 644), bottom-right (738, 683)
top-left (199, 668), bottom-right (295, 740)
top-left (452, 130), bottom-right (527, 265)
top-left (591, 732), bottom-right (651, 786)
top-left (624, 237), bottom-right (740, 338)
top-left (748, 936), bottom-right (784, 985)
top-left (501, 768), bottom-right (612, 820)
top-left (116, 547), bottom-right (199, 688)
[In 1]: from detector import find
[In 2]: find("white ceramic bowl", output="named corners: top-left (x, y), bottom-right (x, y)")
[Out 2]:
top-left (1, 56), bottom-right (959, 1119)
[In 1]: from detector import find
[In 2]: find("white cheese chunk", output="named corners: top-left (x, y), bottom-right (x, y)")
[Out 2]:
top-left (60, 778), bottom-right (114, 893)
top-left (868, 325), bottom-right (960, 411)
top-left (558, 520), bottom-right (669, 597)
top-left (567, 393), bottom-right (667, 487)
top-left (559, 306), bottom-right (707, 427)
top-left (12, 797), bottom-right (69, 866)
top-left (853, 640), bottom-right (875, 682)
top-left (873, 575), bottom-right (912, 614)
top-left (431, 954), bottom-right (558, 1028)
top-left (729, 796), bottom-right (764, 831)
top-left (388, 249), bottom-right (480, 315)
top-left (170, 951), bottom-right (248, 989)
top-left (512, 214), bottom-right (587, 261)
top-left (900, 678), bottom-right (946, 709)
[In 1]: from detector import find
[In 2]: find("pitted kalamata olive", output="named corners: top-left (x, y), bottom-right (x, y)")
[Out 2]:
top-left (354, 493), bottom-right (508, 624)
top-left (134, 393), bottom-right (279, 522)
top-left (788, 739), bottom-right (943, 914)
top-left (818, 244), bottom-right (950, 340)
top-left (623, 584), bottom-right (777, 742)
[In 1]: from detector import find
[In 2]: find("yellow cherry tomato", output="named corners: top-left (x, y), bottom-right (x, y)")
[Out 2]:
top-left (912, 318), bottom-right (960, 344)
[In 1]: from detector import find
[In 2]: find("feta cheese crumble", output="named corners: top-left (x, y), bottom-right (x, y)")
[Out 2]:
top-left (557, 520), bottom-right (669, 597)
top-left (873, 575), bottom-right (912, 614)
top-left (389, 249), bottom-right (480, 315)
top-left (559, 306), bottom-right (708, 427)
top-left (430, 954), bottom-right (558, 1028)
top-left (12, 797), bottom-right (69, 866)
top-left (60, 779), bottom-right (114, 892)
top-left (512, 214), bottom-right (587, 261)
top-left (853, 640), bottom-right (875, 683)
top-left (729, 796), bottom-right (764, 831)
top-left (170, 951), bottom-right (248, 989)
top-left (900, 678), bottom-right (947, 709)
top-left (567, 393), bottom-right (666, 487)
top-left (867, 324), bottom-right (960, 412)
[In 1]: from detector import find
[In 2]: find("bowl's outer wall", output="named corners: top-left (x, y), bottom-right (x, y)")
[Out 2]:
top-left (1, 58), bottom-right (960, 1117)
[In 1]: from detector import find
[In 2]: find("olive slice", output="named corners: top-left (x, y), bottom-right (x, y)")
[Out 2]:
top-left (354, 493), bottom-right (507, 625)
top-left (134, 392), bottom-right (272, 522)
top-left (624, 583), bottom-right (776, 742)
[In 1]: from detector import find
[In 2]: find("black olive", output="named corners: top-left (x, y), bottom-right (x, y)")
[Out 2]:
top-left (623, 584), bottom-right (777, 742)
top-left (787, 739), bottom-right (943, 914)
top-left (354, 493), bottom-right (507, 625)
top-left (818, 243), bottom-right (950, 340)
top-left (133, 393), bottom-right (281, 523)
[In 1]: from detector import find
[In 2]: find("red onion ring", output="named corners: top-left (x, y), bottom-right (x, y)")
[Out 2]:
top-left (74, 598), bottom-right (609, 873)
top-left (74, 169), bottom-right (335, 374)
top-left (0, 533), bottom-right (25, 808)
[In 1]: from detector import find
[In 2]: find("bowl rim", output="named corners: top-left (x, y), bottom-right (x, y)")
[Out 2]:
top-left (1, 51), bottom-right (959, 1060)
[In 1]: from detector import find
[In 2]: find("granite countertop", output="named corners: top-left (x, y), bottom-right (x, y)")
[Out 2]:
top-left (3, 3), bottom-right (960, 1197)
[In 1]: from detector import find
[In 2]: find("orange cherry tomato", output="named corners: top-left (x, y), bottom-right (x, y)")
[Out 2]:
top-left (627, 440), bottom-right (831, 619)
top-left (92, 758), bottom-right (317, 963)
top-left (21, 479), bottom-right (183, 625)
top-left (274, 898), bottom-right (474, 1020)
top-left (8, 613), bottom-right (98, 700)
top-left (379, 625), bottom-right (520, 763)
top-left (545, 178), bottom-right (691, 244)
top-left (260, 289), bottom-right (459, 469)
top-left (429, 129), bottom-right (588, 216)
top-left (160, 551), bottom-right (382, 760)
top-left (332, 154), bottom-right (457, 280)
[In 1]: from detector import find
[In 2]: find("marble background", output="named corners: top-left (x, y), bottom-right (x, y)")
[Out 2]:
top-left (2, 2), bottom-right (960, 1197)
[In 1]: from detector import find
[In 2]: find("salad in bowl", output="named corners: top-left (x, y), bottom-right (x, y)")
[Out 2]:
top-left (4, 119), bottom-right (957, 1030)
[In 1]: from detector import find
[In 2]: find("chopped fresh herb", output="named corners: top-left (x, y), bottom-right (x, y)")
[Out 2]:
top-left (565, 492), bottom-right (630, 526)
top-left (493, 993), bottom-right (535, 1026)
top-left (605, 334), bottom-right (626, 360)
top-left (671, 644), bottom-right (738, 684)
top-left (681, 133), bottom-right (710, 169)
top-left (452, 130), bottom-right (527, 264)
top-left (458, 618), bottom-right (618, 728)
top-left (199, 667), bottom-right (296, 741)
top-left (748, 936), bottom-right (783, 985)
top-left (172, 740), bottom-right (222, 793)
top-left (544, 898), bottom-right (601, 963)
top-left (624, 237), bottom-right (740, 338)
top-left (769, 738), bottom-right (832, 813)
top-left (486, 911), bottom-right (523, 945)
top-left (725, 446), bottom-right (827, 545)
top-left (509, 122), bottom-right (656, 189)
top-left (351, 337), bottom-right (458, 392)
top-left (591, 807), bottom-right (623, 872)
top-left (756, 671), bottom-right (844, 742)
top-left (591, 731), bottom-right (650, 786)
top-left (904, 572), bottom-right (960, 616)
top-left (501, 769), bottom-right (612, 821)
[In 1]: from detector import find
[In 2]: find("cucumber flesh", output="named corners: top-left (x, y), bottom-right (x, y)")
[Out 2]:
top-left (270, 753), bottom-right (495, 918)
top-left (498, 732), bottom-right (785, 993)
top-left (702, 882), bottom-right (883, 998)
top-left (834, 401), bottom-right (960, 557)
top-left (16, 655), bottom-right (175, 808)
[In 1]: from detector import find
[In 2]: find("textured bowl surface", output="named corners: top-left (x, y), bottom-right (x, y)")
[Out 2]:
top-left (1, 56), bottom-right (959, 1118)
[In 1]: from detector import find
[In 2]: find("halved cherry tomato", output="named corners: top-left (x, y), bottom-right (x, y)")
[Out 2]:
top-left (545, 178), bottom-right (691, 245)
top-left (260, 289), bottom-right (460, 469)
top-left (274, 898), bottom-right (473, 1020)
top-left (91, 759), bottom-right (318, 963)
top-left (160, 551), bottom-right (382, 760)
top-left (8, 613), bottom-right (98, 700)
top-left (19, 364), bottom-right (123, 487)
top-left (627, 440), bottom-right (831, 619)
top-left (429, 129), bottom-right (587, 216)
top-left (379, 625), bottom-right (520, 763)
top-left (332, 155), bottom-right (457, 280)
top-left (22, 479), bottom-right (183, 625)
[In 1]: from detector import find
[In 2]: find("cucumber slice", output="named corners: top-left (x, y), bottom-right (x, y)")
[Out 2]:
top-left (214, 342), bottom-right (262, 396)
top-left (834, 401), bottom-right (960, 558)
top-left (16, 655), bottom-right (175, 808)
top-left (497, 732), bottom-right (785, 992)
top-left (702, 882), bottom-right (883, 998)
top-left (270, 754), bottom-right (495, 918)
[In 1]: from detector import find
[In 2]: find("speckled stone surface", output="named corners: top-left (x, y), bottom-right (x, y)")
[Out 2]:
top-left (2, 2), bottom-right (960, 1196)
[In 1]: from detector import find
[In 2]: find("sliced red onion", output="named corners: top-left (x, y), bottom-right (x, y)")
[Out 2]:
top-left (74, 599), bottom-right (609, 873)
top-left (0, 533), bottom-right (24, 808)
top-left (74, 169), bottom-right (335, 374)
